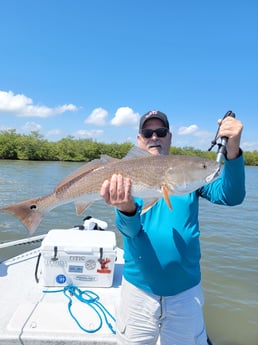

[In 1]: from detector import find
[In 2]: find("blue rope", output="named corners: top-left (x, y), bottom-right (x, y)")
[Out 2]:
top-left (43, 285), bottom-right (116, 334)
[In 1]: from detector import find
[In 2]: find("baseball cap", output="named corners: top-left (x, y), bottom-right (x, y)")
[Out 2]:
top-left (139, 110), bottom-right (170, 131)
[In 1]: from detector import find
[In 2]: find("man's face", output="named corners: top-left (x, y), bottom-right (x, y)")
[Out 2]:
top-left (137, 118), bottom-right (172, 155)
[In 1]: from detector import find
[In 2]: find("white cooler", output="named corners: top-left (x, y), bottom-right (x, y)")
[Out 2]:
top-left (40, 229), bottom-right (117, 287)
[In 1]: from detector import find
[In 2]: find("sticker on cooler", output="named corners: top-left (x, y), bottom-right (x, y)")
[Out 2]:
top-left (56, 274), bottom-right (67, 284)
top-left (97, 257), bottom-right (112, 273)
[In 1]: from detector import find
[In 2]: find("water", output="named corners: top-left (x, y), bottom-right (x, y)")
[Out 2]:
top-left (0, 160), bottom-right (257, 345)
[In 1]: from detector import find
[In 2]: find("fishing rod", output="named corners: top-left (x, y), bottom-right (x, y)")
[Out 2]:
top-left (208, 110), bottom-right (236, 167)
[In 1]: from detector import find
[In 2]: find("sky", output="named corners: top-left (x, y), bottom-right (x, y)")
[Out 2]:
top-left (0, 0), bottom-right (257, 151)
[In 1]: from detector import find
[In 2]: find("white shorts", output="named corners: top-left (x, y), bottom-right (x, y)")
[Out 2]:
top-left (116, 278), bottom-right (208, 345)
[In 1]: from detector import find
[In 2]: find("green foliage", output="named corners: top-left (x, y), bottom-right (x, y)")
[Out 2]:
top-left (16, 131), bottom-right (51, 160)
top-left (243, 150), bottom-right (258, 166)
top-left (0, 129), bottom-right (20, 159)
top-left (0, 129), bottom-right (257, 165)
top-left (170, 146), bottom-right (217, 160)
top-left (0, 130), bottom-right (133, 162)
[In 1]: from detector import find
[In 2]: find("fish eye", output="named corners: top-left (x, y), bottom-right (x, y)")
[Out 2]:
top-left (202, 163), bottom-right (207, 169)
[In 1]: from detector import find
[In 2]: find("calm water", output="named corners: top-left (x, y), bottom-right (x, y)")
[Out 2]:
top-left (0, 160), bottom-right (257, 345)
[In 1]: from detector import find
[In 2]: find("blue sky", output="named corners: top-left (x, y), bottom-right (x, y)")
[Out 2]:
top-left (0, 0), bottom-right (257, 151)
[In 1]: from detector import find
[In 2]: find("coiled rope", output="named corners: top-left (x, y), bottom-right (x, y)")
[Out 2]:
top-left (43, 285), bottom-right (116, 334)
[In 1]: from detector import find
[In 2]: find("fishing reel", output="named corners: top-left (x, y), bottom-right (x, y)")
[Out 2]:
top-left (208, 110), bottom-right (236, 165)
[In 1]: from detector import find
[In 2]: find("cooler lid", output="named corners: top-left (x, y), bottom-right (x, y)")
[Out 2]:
top-left (40, 229), bottom-right (116, 252)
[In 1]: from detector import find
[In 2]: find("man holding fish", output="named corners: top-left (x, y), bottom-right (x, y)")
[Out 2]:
top-left (1, 109), bottom-right (245, 344)
top-left (100, 110), bottom-right (245, 345)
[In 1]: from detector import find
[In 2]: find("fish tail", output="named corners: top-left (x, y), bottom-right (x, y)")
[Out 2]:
top-left (1, 197), bottom-right (46, 235)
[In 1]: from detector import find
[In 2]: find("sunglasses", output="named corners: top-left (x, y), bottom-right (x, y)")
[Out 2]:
top-left (141, 127), bottom-right (169, 139)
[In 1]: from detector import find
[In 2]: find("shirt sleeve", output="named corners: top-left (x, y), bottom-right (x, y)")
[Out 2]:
top-left (115, 198), bottom-right (143, 238)
top-left (198, 150), bottom-right (246, 205)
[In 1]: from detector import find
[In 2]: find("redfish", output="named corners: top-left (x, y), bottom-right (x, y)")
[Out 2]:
top-left (1, 147), bottom-right (220, 234)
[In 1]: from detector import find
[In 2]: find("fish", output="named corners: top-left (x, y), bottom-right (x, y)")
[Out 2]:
top-left (1, 147), bottom-right (220, 234)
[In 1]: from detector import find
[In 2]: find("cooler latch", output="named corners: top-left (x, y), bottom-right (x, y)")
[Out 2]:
top-left (51, 246), bottom-right (58, 261)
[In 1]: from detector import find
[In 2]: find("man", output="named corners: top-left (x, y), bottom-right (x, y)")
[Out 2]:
top-left (100, 110), bottom-right (245, 345)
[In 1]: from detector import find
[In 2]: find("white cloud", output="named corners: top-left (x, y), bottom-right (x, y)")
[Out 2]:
top-left (174, 125), bottom-right (215, 149)
top-left (0, 90), bottom-right (78, 117)
top-left (22, 121), bottom-right (42, 132)
top-left (0, 125), bottom-right (14, 131)
top-left (76, 129), bottom-right (104, 139)
top-left (46, 129), bottom-right (62, 137)
top-left (111, 107), bottom-right (139, 127)
top-left (85, 108), bottom-right (108, 126)
top-left (178, 124), bottom-right (199, 135)
top-left (242, 141), bottom-right (258, 151)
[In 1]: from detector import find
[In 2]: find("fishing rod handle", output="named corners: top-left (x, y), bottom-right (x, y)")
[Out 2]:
top-left (216, 110), bottom-right (236, 163)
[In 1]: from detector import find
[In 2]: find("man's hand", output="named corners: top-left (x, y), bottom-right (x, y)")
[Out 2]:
top-left (218, 116), bottom-right (243, 160)
top-left (100, 174), bottom-right (136, 214)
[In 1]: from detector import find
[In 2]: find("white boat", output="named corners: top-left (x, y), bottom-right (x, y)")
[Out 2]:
top-left (0, 217), bottom-right (125, 345)
top-left (0, 217), bottom-right (213, 345)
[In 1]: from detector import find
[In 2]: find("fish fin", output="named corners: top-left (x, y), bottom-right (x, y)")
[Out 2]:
top-left (125, 146), bottom-right (152, 159)
top-left (1, 197), bottom-right (46, 235)
top-left (141, 198), bottom-right (159, 215)
top-left (100, 155), bottom-right (119, 163)
top-left (161, 184), bottom-right (173, 210)
top-left (55, 159), bottom-right (105, 193)
top-left (75, 201), bottom-right (92, 215)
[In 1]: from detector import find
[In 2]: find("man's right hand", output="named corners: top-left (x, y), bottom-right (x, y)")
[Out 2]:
top-left (100, 174), bottom-right (136, 214)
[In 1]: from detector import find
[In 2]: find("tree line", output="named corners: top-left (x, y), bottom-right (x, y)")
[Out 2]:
top-left (0, 129), bottom-right (257, 166)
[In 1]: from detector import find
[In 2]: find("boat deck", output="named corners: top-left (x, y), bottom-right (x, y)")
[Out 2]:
top-left (0, 247), bottom-right (124, 345)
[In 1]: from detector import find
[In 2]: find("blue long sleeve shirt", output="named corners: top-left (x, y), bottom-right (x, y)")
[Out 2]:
top-left (115, 154), bottom-right (245, 296)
